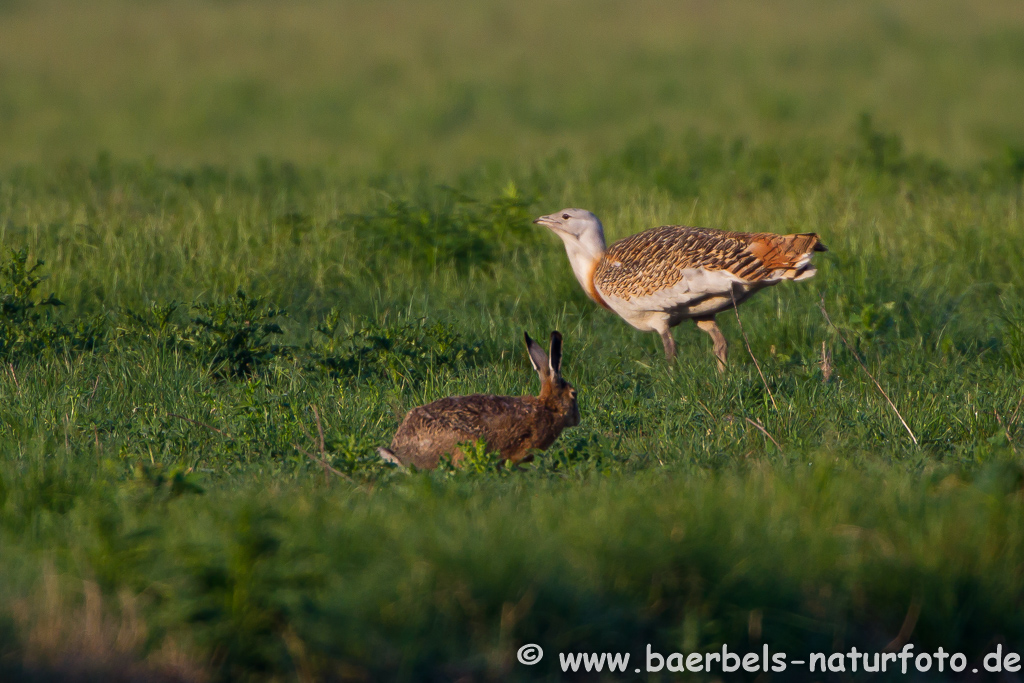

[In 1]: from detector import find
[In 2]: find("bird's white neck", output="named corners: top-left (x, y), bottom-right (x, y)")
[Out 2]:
top-left (556, 228), bottom-right (609, 308)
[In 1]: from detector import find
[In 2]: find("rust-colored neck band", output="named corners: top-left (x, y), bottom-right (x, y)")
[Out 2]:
top-left (587, 260), bottom-right (612, 310)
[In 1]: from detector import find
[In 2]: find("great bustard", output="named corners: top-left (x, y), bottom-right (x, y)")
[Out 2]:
top-left (534, 209), bottom-right (827, 371)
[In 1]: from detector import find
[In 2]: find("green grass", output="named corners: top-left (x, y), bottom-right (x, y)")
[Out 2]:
top-left (3, 0), bottom-right (1024, 168)
top-left (2, 1), bottom-right (1024, 681)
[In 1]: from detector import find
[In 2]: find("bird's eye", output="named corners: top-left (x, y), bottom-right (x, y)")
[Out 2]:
top-left (562, 213), bottom-right (570, 220)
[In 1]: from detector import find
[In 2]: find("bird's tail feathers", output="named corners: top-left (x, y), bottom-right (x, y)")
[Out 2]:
top-left (788, 264), bottom-right (818, 281)
top-left (750, 232), bottom-right (826, 282)
top-left (784, 232), bottom-right (827, 256)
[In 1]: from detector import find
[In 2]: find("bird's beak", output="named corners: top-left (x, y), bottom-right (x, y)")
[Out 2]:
top-left (533, 214), bottom-right (566, 233)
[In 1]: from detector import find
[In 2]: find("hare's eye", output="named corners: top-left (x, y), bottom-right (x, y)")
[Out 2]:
top-left (569, 389), bottom-right (577, 399)
top-left (562, 213), bottom-right (570, 220)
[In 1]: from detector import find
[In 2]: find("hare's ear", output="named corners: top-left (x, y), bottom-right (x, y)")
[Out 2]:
top-left (548, 331), bottom-right (563, 378)
top-left (524, 332), bottom-right (550, 381)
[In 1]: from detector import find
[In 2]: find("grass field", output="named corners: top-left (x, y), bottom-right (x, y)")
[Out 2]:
top-left (2, 1), bottom-right (1024, 680)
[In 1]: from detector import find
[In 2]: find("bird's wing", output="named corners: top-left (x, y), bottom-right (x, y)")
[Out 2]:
top-left (595, 226), bottom-right (826, 300)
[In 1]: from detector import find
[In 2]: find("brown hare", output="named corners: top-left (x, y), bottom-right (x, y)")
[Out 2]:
top-left (377, 331), bottom-right (580, 469)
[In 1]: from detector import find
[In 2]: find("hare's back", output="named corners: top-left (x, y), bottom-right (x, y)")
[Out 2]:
top-left (389, 394), bottom-right (539, 468)
top-left (397, 394), bottom-right (536, 437)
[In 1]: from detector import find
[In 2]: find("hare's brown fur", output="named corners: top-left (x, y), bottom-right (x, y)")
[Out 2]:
top-left (379, 331), bottom-right (579, 469)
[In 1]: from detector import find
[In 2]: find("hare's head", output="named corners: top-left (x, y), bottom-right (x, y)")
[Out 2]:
top-left (524, 331), bottom-right (580, 427)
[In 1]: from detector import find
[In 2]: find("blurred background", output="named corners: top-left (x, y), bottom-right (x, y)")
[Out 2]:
top-left (2, 0), bottom-right (1023, 169)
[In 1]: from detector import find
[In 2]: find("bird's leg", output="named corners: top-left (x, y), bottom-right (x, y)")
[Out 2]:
top-left (694, 316), bottom-right (728, 373)
top-left (658, 328), bottom-right (677, 362)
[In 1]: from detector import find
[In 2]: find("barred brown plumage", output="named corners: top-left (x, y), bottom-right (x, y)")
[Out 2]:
top-left (596, 226), bottom-right (826, 298)
top-left (534, 209), bottom-right (827, 372)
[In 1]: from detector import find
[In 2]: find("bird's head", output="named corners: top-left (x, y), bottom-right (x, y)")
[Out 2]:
top-left (533, 208), bottom-right (606, 257)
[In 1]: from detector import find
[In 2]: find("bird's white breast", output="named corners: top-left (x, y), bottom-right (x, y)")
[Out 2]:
top-left (597, 267), bottom-right (756, 330)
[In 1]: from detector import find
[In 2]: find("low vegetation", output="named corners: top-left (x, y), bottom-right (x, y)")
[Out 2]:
top-left (2, 0), bottom-right (1024, 680)
top-left (1, 131), bottom-right (1023, 679)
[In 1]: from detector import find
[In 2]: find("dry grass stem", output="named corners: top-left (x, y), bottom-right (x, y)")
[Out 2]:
top-left (296, 405), bottom-right (354, 483)
top-left (725, 414), bottom-right (783, 452)
top-left (292, 442), bottom-right (351, 482)
top-left (818, 297), bottom-right (919, 447)
top-left (86, 374), bottom-right (101, 407)
top-left (884, 598), bottom-right (922, 652)
top-left (1010, 392), bottom-right (1024, 426)
top-left (820, 341), bottom-right (833, 382)
top-left (731, 289), bottom-right (779, 412)
top-left (15, 566), bottom-right (205, 682)
top-left (995, 409), bottom-right (1016, 452)
top-left (9, 362), bottom-right (21, 393)
top-left (167, 413), bottom-right (224, 435)
top-left (312, 404), bottom-right (326, 455)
